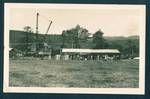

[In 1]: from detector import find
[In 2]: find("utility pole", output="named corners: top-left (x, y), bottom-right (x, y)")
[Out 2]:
top-left (36, 12), bottom-right (39, 52)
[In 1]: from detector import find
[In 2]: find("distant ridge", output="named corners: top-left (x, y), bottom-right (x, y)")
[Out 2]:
top-left (104, 35), bottom-right (139, 41)
top-left (10, 30), bottom-right (139, 40)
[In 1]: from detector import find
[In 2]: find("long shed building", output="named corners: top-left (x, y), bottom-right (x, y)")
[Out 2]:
top-left (62, 48), bottom-right (120, 60)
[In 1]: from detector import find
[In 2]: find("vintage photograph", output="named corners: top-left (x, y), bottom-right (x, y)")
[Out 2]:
top-left (4, 3), bottom-right (145, 94)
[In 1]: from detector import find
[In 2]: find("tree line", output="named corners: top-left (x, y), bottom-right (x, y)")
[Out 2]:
top-left (60, 25), bottom-right (139, 58)
top-left (10, 25), bottom-right (139, 58)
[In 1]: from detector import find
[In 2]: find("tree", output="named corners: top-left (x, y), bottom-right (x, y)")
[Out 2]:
top-left (23, 26), bottom-right (34, 52)
top-left (61, 25), bottom-right (90, 48)
top-left (23, 26), bottom-right (33, 33)
top-left (61, 30), bottom-right (66, 48)
top-left (92, 29), bottom-right (108, 49)
top-left (126, 39), bottom-right (137, 58)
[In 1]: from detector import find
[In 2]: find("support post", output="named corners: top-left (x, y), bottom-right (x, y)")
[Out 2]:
top-left (36, 12), bottom-right (39, 52)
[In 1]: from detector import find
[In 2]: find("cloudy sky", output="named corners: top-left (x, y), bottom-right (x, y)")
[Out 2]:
top-left (8, 4), bottom-right (145, 36)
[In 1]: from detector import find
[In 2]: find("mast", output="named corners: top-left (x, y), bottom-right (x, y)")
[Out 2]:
top-left (36, 12), bottom-right (39, 52)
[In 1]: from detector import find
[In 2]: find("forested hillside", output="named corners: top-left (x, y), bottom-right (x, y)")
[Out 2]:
top-left (10, 30), bottom-right (139, 57)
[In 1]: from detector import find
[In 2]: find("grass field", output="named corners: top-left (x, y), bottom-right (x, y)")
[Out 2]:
top-left (9, 59), bottom-right (139, 88)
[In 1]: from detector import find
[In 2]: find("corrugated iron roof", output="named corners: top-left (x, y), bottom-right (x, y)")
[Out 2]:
top-left (62, 48), bottom-right (120, 53)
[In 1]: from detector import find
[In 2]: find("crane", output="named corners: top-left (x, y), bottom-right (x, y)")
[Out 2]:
top-left (44, 20), bottom-right (53, 42)
top-left (35, 12), bottom-right (53, 58)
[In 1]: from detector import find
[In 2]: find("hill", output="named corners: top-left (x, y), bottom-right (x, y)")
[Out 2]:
top-left (9, 30), bottom-right (139, 57)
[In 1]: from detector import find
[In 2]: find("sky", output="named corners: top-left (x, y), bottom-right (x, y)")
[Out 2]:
top-left (9, 4), bottom-right (145, 37)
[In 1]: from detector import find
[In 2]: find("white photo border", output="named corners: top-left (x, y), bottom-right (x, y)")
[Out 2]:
top-left (3, 3), bottom-right (146, 94)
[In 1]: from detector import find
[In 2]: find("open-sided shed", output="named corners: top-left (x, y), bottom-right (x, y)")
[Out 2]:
top-left (62, 48), bottom-right (120, 60)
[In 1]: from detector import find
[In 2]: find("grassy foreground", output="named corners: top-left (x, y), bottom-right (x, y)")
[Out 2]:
top-left (9, 59), bottom-right (139, 88)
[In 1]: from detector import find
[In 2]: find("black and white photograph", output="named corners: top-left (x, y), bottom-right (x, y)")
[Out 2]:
top-left (4, 3), bottom-right (145, 94)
